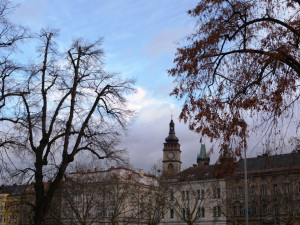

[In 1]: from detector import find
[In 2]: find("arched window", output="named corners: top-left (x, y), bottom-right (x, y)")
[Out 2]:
top-left (167, 163), bottom-right (174, 176)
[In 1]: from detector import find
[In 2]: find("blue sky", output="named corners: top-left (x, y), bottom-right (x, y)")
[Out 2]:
top-left (11, 0), bottom-right (269, 172)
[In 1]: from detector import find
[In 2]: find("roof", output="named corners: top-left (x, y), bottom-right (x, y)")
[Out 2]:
top-left (69, 167), bottom-right (159, 187)
top-left (235, 151), bottom-right (300, 173)
top-left (26, 182), bottom-right (50, 192)
top-left (175, 152), bottom-right (300, 182)
top-left (0, 185), bottom-right (28, 196)
top-left (175, 164), bottom-right (223, 181)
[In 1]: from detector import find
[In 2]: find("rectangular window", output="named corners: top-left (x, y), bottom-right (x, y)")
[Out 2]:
top-left (98, 193), bottom-right (103, 202)
top-left (0, 215), bottom-right (2, 223)
top-left (239, 206), bottom-right (244, 216)
top-left (201, 189), bottom-right (205, 199)
top-left (248, 208), bottom-right (253, 216)
top-left (233, 206), bottom-right (237, 216)
top-left (131, 193), bottom-right (135, 202)
top-left (273, 184), bottom-right (278, 194)
top-left (197, 207), bottom-right (200, 218)
top-left (108, 210), bottom-right (114, 217)
top-left (217, 206), bottom-right (221, 217)
top-left (251, 185), bottom-right (256, 196)
top-left (186, 190), bottom-right (189, 200)
top-left (170, 209), bottom-right (174, 219)
top-left (213, 188), bottom-right (220, 198)
top-left (201, 207), bottom-right (205, 217)
top-left (253, 207), bottom-right (256, 215)
top-left (274, 204), bottom-right (278, 216)
top-left (87, 193), bottom-right (92, 201)
top-left (182, 208), bottom-right (186, 218)
top-left (148, 195), bottom-right (152, 205)
top-left (170, 190), bottom-right (174, 201)
top-left (233, 187), bottom-right (237, 197)
top-left (98, 206), bottom-right (103, 218)
top-left (261, 185), bottom-right (266, 195)
top-left (213, 207), bottom-right (217, 217)
top-left (250, 207), bottom-right (257, 216)
top-left (197, 189), bottom-right (200, 199)
top-left (249, 207), bottom-right (256, 216)
top-left (239, 186), bottom-right (243, 197)
top-left (130, 209), bottom-right (135, 217)
top-left (181, 191), bottom-right (185, 200)
top-left (263, 204), bottom-right (267, 215)
top-left (285, 183), bottom-right (290, 194)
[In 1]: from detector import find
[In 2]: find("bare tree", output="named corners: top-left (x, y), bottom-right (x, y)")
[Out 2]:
top-left (61, 175), bottom-right (101, 225)
top-left (0, 29), bottom-right (135, 225)
top-left (170, 181), bottom-right (211, 225)
top-left (136, 177), bottom-right (169, 225)
top-left (0, 0), bottom-right (28, 109)
top-left (104, 177), bottom-right (136, 225)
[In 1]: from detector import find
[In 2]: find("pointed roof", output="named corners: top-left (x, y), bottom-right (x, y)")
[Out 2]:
top-left (197, 144), bottom-right (210, 160)
top-left (165, 119), bottom-right (179, 143)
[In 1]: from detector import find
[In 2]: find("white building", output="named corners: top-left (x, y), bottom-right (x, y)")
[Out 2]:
top-left (61, 166), bottom-right (159, 225)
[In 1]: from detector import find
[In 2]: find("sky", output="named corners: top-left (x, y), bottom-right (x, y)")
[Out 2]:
top-left (10, 0), bottom-right (296, 172)
top-left (9, 0), bottom-right (208, 172)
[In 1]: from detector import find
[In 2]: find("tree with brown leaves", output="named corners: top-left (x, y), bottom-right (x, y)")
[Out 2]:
top-left (169, 0), bottom-right (300, 157)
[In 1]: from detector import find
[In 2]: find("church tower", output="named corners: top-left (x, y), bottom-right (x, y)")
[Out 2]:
top-left (162, 117), bottom-right (181, 176)
top-left (197, 144), bottom-right (210, 166)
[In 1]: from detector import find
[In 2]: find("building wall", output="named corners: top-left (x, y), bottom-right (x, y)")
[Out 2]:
top-left (161, 179), bottom-right (227, 225)
top-left (61, 167), bottom-right (159, 225)
top-left (0, 194), bottom-right (20, 225)
top-left (226, 168), bottom-right (300, 225)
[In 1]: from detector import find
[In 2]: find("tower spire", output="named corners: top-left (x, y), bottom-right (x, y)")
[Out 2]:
top-left (165, 118), bottom-right (178, 143)
top-left (197, 143), bottom-right (210, 166)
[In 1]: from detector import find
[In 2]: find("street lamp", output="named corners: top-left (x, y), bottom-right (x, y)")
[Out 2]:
top-left (238, 118), bottom-right (248, 225)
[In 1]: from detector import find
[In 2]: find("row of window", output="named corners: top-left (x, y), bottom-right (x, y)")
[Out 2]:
top-left (233, 182), bottom-right (300, 197)
top-left (0, 215), bottom-right (18, 224)
top-left (169, 206), bottom-right (221, 219)
top-left (233, 204), bottom-right (279, 217)
top-left (180, 188), bottom-right (221, 201)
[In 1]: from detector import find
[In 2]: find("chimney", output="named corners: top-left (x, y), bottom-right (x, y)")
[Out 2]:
top-left (139, 169), bottom-right (144, 177)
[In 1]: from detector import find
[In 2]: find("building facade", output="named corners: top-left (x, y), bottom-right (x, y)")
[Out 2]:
top-left (61, 167), bottom-right (159, 225)
top-left (226, 153), bottom-right (300, 225)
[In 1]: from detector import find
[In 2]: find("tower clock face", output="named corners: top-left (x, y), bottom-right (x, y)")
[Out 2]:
top-left (167, 152), bottom-right (175, 159)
